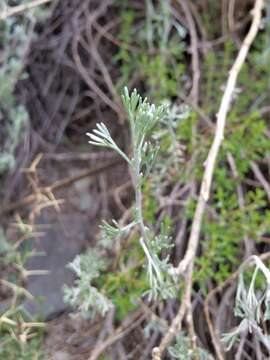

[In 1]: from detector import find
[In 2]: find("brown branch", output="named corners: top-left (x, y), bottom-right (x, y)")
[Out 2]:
top-left (88, 309), bottom-right (146, 360)
top-left (250, 161), bottom-right (270, 204)
top-left (152, 0), bottom-right (265, 358)
top-left (0, 0), bottom-right (54, 20)
top-left (178, 0), bottom-right (200, 105)
top-left (227, 152), bottom-right (254, 256)
top-left (1, 159), bottom-right (124, 215)
top-left (176, 3), bottom-right (200, 352)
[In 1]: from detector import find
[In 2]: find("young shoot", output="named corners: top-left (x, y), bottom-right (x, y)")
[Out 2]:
top-left (86, 122), bottom-right (130, 164)
top-left (222, 255), bottom-right (270, 354)
top-left (86, 88), bottom-right (176, 300)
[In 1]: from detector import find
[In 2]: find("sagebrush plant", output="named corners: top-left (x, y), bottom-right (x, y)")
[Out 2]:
top-left (89, 88), bottom-right (179, 299)
top-left (222, 256), bottom-right (270, 354)
top-left (64, 88), bottom-right (181, 318)
top-left (63, 249), bottom-right (112, 318)
top-left (0, 13), bottom-right (28, 175)
top-left (168, 332), bottom-right (214, 360)
top-left (0, 1), bottom-right (49, 177)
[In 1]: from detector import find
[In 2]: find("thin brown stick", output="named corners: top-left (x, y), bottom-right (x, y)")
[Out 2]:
top-left (73, 35), bottom-right (122, 119)
top-left (0, 0), bottom-right (54, 20)
top-left (152, 0), bottom-right (264, 358)
top-left (227, 152), bottom-right (254, 256)
top-left (178, 0), bottom-right (200, 105)
top-left (250, 161), bottom-right (270, 204)
top-left (176, 2), bottom-right (200, 353)
top-left (1, 159), bottom-right (123, 215)
top-left (88, 309), bottom-right (146, 360)
top-left (228, 0), bottom-right (236, 32)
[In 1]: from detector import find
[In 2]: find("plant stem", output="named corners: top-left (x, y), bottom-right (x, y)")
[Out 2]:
top-left (132, 148), bottom-right (163, 284)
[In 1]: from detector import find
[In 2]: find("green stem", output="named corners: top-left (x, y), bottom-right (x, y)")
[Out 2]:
top-left (132, 146), bottom-right (163, 285)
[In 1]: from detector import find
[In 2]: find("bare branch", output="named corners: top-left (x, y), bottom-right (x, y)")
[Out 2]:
top-left (178, 0), bottom-right (200, 104)
top-left (250, 161), bottom-right (270, 204)
top-left (0, 0), bottom-right (54, 20)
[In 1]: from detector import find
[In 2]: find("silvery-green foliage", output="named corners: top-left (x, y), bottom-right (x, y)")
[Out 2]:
top-left (144, 319), bottom-right (167, 339)
top-left (63, 249), bottom-right (112, 318)
top-left (168, 332), bottom-right (214, 360)
top-left (150, 101), bottom-right (189, 201)
top-left (86, 122), bottom-right (131, 164)
top-left (0, 15), bottom-right (29, 174)
top-left (63, 220), bottom-right (136, 318)
top-left (144, 0), bottom-right (186, 52)
top-left (87, 88), bottom-right (177, 300)
top-left (63, 283), bottom-right (111, 318)
top-left (98, 220), bottom-right (121, 249)
top-left (143, 223), bottom-right (176, 300)
top-left (0, 2), bottom-right (49, 175)
top-left (99, 219), bottom-right (137, 249)
top-left (121, 87), bottom-right (167, 156)
top-left (66, 249), bottom-right (107, 279)
top-left (222, 256), bottom-right (270, 352)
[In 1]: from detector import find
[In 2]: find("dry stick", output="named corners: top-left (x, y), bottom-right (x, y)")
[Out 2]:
top-left (188, 1), bottom-right (207, 45)
top-left (152, 1), bottom-right (264, 358)
top-left (177, 1), bottom-right (200, 353)
top-left (178, 0), bottom-right (200, 105)
top-left (250, 161), bottom-right (270, 204)
top-left (88, 310), bottom-right (146, 360)
top-left (228, 0), bottom-right (236, 32)
top-left (72, 34), bottom-right (122, 118)
top-left (1, 159), bottom-right (123, 215)
top-left (0, 0), bottom-right (54, 20)
top-left (227, 153), bottom-right (253, 257)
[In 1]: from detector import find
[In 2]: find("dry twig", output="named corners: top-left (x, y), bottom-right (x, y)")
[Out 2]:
top-left (88, 309), bottom-right (146, 360)
top-left (177, 0), bottom-right (200, 104)
top-left (0, 0), bottom-right (54, 20)
top-left (250, 161), bottom-right (270, 204)
top-left (227, 152), bottom-right (254, 256)
top-left (1, 159), bottom-right (123, 215)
